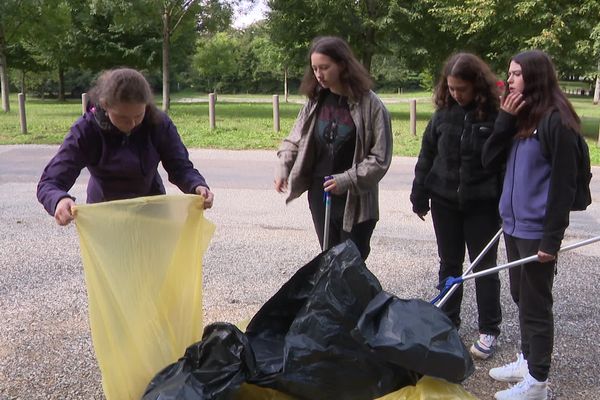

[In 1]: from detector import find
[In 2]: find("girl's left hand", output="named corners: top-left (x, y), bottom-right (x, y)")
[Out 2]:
top-left (537, 250), bottom-right (556, 263)
top-left (323, 177), bottom-right (338, 194)
top-left (195, 185), bottom-right (214, 209)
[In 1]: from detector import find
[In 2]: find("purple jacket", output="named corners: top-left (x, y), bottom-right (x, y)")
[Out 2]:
top-left (37, 108), bottom-right (208, 216)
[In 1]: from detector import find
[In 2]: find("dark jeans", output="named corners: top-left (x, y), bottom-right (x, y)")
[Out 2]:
top-left (505, 234), bottom-right (555, 382)
top-left (430, 200), bottom-right (502, 335)
top-left (308, 180), bottom-right (376, 260)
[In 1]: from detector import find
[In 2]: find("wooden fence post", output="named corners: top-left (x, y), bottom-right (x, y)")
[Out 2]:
top-left (409, 99), bottom-right (417, 136)
top-left (82, 92), bottom-right (88, 115)
top-left (273, 94), bottom-right (280, 132)
top-left (18, 93), bottom-right (27, 134)
top-left (209, 93), bottom-right (216, 130)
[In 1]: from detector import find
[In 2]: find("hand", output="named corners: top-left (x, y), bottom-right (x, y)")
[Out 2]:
top-left (54, 197), bottom-right (75, 226)
top-left (416, 211), bottom-right (428, 221)
top-left (500, 92), bottom-right (526, 115)
top-left (323, 177), bottom-right (338, 194)
top-left (195, 185), bottom-right (214, 209)
top-left (274, 177), bottom-right (288, 193)
top-left (537, 250), bottom-right (556, 263)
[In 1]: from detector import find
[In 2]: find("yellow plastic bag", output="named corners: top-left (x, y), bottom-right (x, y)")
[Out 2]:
top-left (74, 195), bottom-right (215, 400)
top-left (235, 376), bottom-right (477, 400)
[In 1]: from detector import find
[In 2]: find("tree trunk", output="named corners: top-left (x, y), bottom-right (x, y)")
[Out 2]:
top-left (58, 65), bottom-right (65, 102)
top-left (284, 66), bottom-right (288, 103)
top-left (20, 70), bottom-right (26, 96)
top-left (594, 60), bottom-right (600, 105)
top-left (0, 27), bottom-right (10, 112)
top-left (162, 10), bottom-right (171, 113)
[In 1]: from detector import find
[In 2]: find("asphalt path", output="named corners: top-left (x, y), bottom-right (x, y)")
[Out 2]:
top-left (1, 145), bottom-right (600, 399)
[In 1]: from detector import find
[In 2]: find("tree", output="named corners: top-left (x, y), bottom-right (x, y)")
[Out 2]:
top-left (426, 0), bottom-right (600, 77)
top-left (0, 0), bottom-right (36, 111)
top-left (193, 31), bottom-right (240, 91)
top-left (592, 22), bottom-right (600, 104)
top-left (266, 0), bottom-right (406, 74)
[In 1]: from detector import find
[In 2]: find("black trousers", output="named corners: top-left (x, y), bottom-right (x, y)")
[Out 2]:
top-left (430, 200), bottom-right (502, 335)
top-left (505, 234), bottom-right (555, 382)
top-left (308, 180), bottom-right (376, 260)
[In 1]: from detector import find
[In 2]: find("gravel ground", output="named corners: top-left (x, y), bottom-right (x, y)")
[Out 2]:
top-left (1, 148), bottom-right (599, 399)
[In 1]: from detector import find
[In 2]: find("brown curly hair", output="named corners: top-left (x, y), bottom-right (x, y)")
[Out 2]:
top-left (434, 52), bottom-right (500, 121)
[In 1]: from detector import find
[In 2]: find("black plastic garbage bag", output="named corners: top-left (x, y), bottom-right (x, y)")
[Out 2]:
top-left (143, 240), bottom-right (473, 400)
top-left (245, 240), bottom-right (418, 400)
top-left (353, 292), bottom-right (474, 383)
top-left (143, 322), bottom-right (257, 400)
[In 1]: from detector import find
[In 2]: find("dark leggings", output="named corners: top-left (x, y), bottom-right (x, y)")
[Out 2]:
top-left (430, 199), bottom-right (502, 335)
top-left (307, 180), bottom-right (376, 260)
top-left (505, 233), bottom-right (555, 382)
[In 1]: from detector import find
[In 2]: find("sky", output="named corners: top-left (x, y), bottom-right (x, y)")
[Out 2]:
top-left (233, 0), bottom-right (269, 28)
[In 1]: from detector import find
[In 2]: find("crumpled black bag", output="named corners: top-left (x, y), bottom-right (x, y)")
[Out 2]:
top-left (352, 292), bottom-right (474, 383)
top-left (143, 322), bottom-right (257, 400)
top-left (244, 239), bottom-right (418, 399)
top-left (143, 240), bottom-right (473, 400)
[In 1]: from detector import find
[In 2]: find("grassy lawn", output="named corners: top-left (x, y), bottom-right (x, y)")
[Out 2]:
top-left (0, 92), bottom-right (598, 163)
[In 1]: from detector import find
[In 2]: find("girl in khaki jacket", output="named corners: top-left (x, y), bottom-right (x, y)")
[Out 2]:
top-left (275, 36), bottom-right (392, 260)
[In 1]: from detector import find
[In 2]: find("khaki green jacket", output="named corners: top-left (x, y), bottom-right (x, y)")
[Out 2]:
top-left (276, 90), bottom-right (393, 232)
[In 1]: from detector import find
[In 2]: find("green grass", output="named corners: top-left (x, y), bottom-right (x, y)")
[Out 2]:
top-left (0, 92), bottom-right (598, 163)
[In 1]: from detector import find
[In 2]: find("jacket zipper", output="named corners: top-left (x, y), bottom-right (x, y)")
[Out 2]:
top-left (457, 112), bottom-right (468, 198)
top-left (508, 141), bottom-right (519, 235)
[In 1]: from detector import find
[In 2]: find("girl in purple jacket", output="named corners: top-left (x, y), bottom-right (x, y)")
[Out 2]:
top-left (482, 50), bottom-right (581, 400)
top-left (37, 68), bottom-right (213, 226)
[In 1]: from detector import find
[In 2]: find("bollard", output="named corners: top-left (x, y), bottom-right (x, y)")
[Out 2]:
top-left (409, 99), bottom-right (417, 136)
top-left (18, 93), bottom-right (27, 134)
top-left (82, 92), bottom-right (88, 115)
top-left (209, 93), bottom-right (216, 130)
top-left (273, 94), bottom-right (280, 132)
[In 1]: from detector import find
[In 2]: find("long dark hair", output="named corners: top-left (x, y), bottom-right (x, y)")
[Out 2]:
top-left (88, 67), bottom-right (160, 124)
top-left (511, 50), bottom-right (580, 136)
top-left (434, 52), bottom-right (500, 121)
top-left (299, 36), bottom-right (373, 102)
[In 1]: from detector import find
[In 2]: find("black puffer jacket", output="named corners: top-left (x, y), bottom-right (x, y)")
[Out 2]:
top-left (410, 103), bottom-right (502, 213)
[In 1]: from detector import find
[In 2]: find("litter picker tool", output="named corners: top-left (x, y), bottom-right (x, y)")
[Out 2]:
top-left (432, 235), bottom-right (600, 306)
top-left (323, 176), bottom-right (333, 250)
top-left (434, 228), bottom-right (503, 308)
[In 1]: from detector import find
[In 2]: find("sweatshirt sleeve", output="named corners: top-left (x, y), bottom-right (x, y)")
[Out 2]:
top-left (409, 115), bottom-right (437, 214)
top-left (36, 123), bottom-right (89, 216)
top-left (539, 112), bottom-right (579, 255)
top-left (481, 110), bottom-right (517, 169)
top-left (275, 101), bottom-right (312, 180)
top-left (157, 116), bottom-right (208, 193)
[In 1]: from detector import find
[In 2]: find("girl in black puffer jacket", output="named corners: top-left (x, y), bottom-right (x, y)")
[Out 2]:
top-left (410, 52), bottom-right (503, 360)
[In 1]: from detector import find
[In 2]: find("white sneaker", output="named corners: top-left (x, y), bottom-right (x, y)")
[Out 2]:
top-left (470, 333), bottom-right (497, 359)
top-left (494, 372), bottom-right (548, 400)
top-left (489, 353), bottom-right (528, 382)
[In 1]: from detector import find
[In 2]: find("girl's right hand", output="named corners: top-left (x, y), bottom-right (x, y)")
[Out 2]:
top-left (54, 197), bottom-right (75, 226)
top-left (500, 92), bottom-right (526, 115)
top-left (274, 177), bottom-right (288, 193)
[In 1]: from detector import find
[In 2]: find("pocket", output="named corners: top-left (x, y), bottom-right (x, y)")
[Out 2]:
top-left (471, 123), bottom-right (493, 152)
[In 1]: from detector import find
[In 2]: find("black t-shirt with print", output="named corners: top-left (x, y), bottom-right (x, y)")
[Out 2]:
top-left (312, 91), bottom-right (356, 178)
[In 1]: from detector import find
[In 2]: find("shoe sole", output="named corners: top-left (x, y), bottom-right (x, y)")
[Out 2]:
top-left (488, 371), bottom-right (525, 383)
top-left (470, 343), bottom-right (494, 360)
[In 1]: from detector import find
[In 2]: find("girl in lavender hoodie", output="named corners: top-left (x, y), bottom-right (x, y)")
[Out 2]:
top-left (482, 50), bottom-right (581, 400)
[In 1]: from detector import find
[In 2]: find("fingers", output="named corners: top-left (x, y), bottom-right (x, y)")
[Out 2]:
top-left (500, 92), bottom-right (525, 115)
top-left (195, 186), bottom-right (214, 209)
top-left (537, 250), bottom-right (556, 263)
top-left (274, 178), bottom-right (288, 193)
top-left (323, 177), bottom-right (336, 193)
top-left (54, 197), bottom-right (75, 226)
